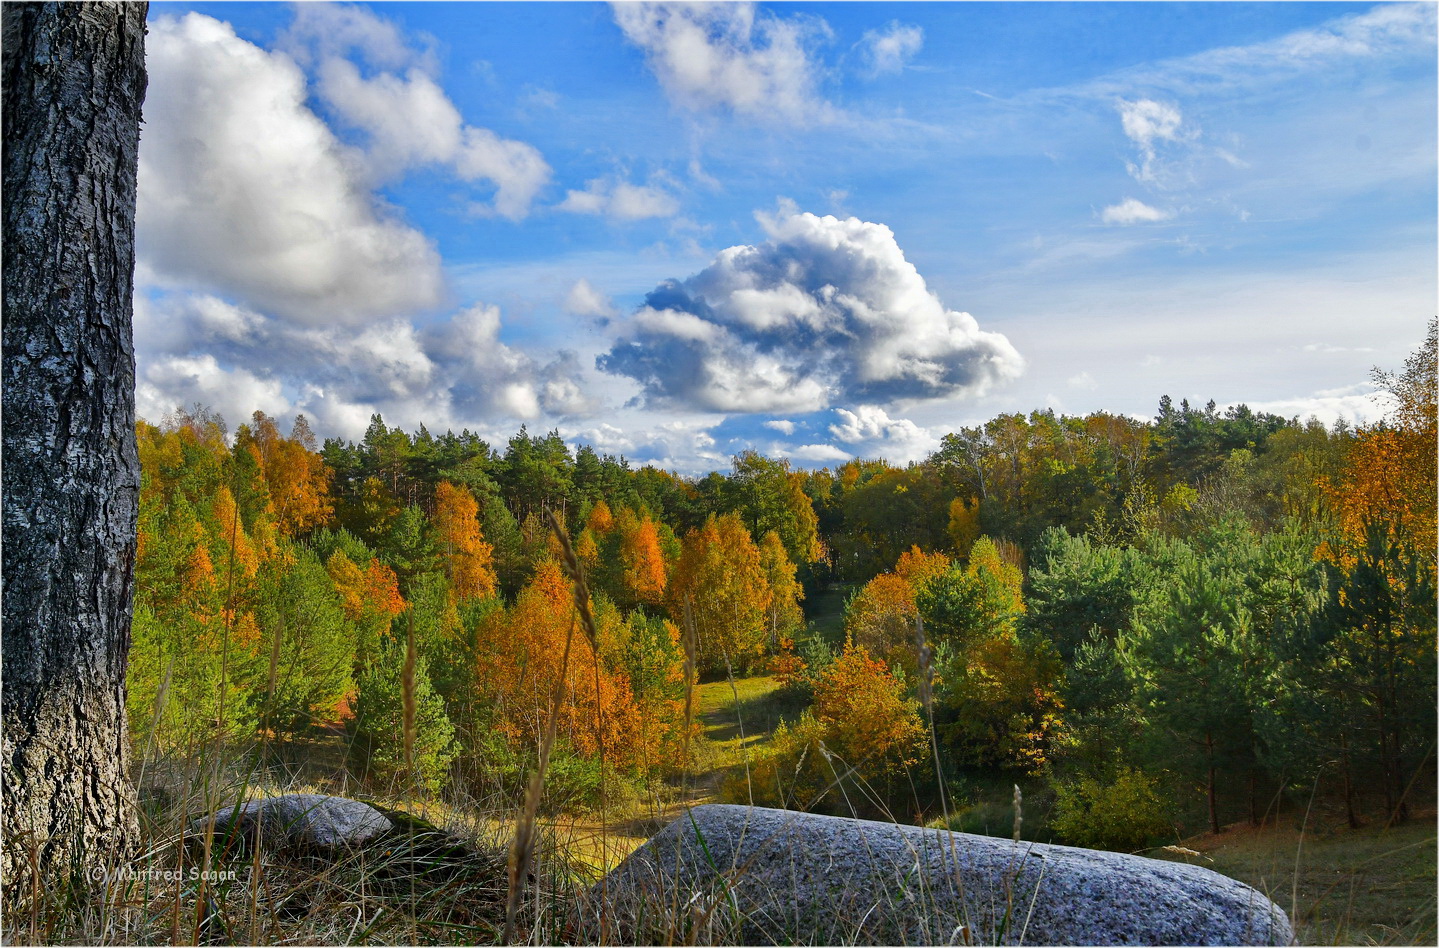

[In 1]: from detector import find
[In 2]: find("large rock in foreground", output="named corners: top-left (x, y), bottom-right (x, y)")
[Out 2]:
top-left (588, 804), bottom-right (1292, 946)
top-left (187, 793), bottom-right (392, 852)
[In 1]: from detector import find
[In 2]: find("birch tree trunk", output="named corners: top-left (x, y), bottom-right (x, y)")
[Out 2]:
top-left (2, 1), bottom-right (148, 903)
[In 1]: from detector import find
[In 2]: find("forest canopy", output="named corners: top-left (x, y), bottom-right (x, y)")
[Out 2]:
top-left (128, 322), bottom-right (1436, 833)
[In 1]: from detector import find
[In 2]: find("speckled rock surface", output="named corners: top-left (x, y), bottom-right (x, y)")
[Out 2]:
top-left (589, 804), bottom-right (1292, 946)
top-left (188, 793), bottom-right (392, 851)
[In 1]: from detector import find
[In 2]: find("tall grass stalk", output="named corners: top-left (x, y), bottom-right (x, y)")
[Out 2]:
top-left (503, 509), bottom-right (586, 943)
top-left (402, 609), bottom-right (418, 780)
top-left (547, 508), bottom-right (611, 940)
top-left (190, 480), bottom-right (244, 937)
top-left (1384, 739), bottom-right (1435, 831)
top-left (1294, 768), bottom-right (1321, 928)
top-left (915, 611), bottom-right (971, 938)
top-left (681, 595), bottom-right (698, 773)
top-left (722, 652), bottom-right (754, 808)
top-left (503, 608), bottom-right (576, 944)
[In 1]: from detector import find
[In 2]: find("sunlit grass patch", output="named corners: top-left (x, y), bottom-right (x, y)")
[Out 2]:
top-left (1156, 814), bottom-right (1437, 946)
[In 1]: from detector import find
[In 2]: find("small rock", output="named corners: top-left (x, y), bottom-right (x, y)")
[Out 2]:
top-left (588, 804), bottom-right (1293, 946)
top-left (187, 793), bottom-right (392, 853)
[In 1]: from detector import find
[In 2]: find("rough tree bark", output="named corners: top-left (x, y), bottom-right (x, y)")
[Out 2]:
top-left (2, 1), bottom-right (148, 903)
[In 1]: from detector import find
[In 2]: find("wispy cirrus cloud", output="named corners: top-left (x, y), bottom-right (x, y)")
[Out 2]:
top-left (1116, 98), bottom-right (1194, 185)
top-left (1058, 2), bottom-right (1436, 101)
top-left (1034, 3), bottom-right (1436, 230)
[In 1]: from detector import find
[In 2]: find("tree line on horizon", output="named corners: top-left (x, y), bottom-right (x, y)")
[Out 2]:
top-left (128, 323), bottom-right (1435, 838)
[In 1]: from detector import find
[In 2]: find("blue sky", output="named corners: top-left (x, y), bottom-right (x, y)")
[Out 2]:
top-left (133, 1), bottom-right (1436, 473)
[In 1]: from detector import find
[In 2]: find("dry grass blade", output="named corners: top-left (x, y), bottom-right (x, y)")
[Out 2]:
top-left (402, 609), bottom-right (418, 781)
top-left (504, 610), bottom-right (575, 944)
top-left (544, 507), bottom-right (612, 940)
top-left (504, 509), bottom-right (586, 944)
top-left (682, 596), bottom-right (698, 771)
top-left (546, 508), bottom-right (600, 651)
top-left (916, 611), bottom-right (972, 937)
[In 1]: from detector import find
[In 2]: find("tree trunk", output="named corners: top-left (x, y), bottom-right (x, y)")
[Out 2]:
top-left (1339, 731), bottom-right (1360, 830)
top-left (2, 1), bottom-right (148, 904)
top-left (1205, 731), bottom-right (1219, 835)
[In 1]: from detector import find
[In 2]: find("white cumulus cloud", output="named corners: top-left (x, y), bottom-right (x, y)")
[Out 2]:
top-left (315, 57), bottom-right (549, 220)
top-left (133, 290), bottom-right (596, 441)
top-left (136, 354), bottom-right (292, 429)
top-left (787, 443), bottom-right (853, 463)
top-left (565, 279), bottom-right (618, 318)
top-left (1100, 198), bottom-right (1174, 225)
top-left (828, 406), bottom-right (939, 463)
top-left (280, 1), bottom-right (421, 72)
top-left (139, 13), bottom-right (445, 325)
top-left (611, 2), bottom-right (833, 123)
top-left (598, 209), bottom-right (1023, 413)
top-left (558, 176), bottom-right (680, 220)
top-left (1245, 385), bottom-right (1392, 428)
top-left (859, 21), bottom-right (923, 77)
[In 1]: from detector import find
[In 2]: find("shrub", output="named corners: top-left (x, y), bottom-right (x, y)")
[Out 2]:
top-left (1050, 767), bottom-right (1174, 852)
top-left (348, 631), bottom-right (459, 795)
top-left (540, 749), bottom-right (605, 813)
top-left (724, 711), bottom-right (834, 812)
top-left (730, 644), bottom-right (928, 817)
top-left (811, 644), bottom-right (926, 775)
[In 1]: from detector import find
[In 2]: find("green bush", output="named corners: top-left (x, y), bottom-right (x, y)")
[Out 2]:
top-left (541, 750), bottom-right (605, 813)
top-left (1050, 767), bottom-right (1174, 852)
top-left (725, 711), bottom-right (834, 812)
top-left (347, 631), bottom-right (459, 795)
top-left (127, 604), bottom-right (257, 750)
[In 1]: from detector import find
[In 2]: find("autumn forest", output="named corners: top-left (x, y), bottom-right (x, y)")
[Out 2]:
top-left (130, 323), bottom-right (1436, 850)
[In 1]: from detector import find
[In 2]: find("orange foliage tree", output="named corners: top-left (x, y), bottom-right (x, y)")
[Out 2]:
top-left (583, 503), bottom-right (670, 610)
top-left (1327, 320), bottom-right (1436, 567)
top-left (759, 530), bottom-right (804, 646)
top-left (210, 485), bottom-right (259, 580)
top-left (326, 550), bottom-right (406, 665)
top-left (586, 498), bottom-right (615, 535)
top-left (617, 508), bottom-right (669, 608)
top-left (667, 513), bottom-right (771, 672)
top-left (844, 546), bottom-right (951, 670)
top-left (739, 641), bottom-right (927, 815)
top-left (1315, 320), bottom-right (1437, 822)
top-left (433, 481), bottom-right (498, 602)
top-left (947, 496), bottom-right (981, 558)
top-left (247, 411), bottom-right (332, 536)
top-left (812, 642), bottom-right (927, 774)
top-left (474, 562), bottom-right (642, 766)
